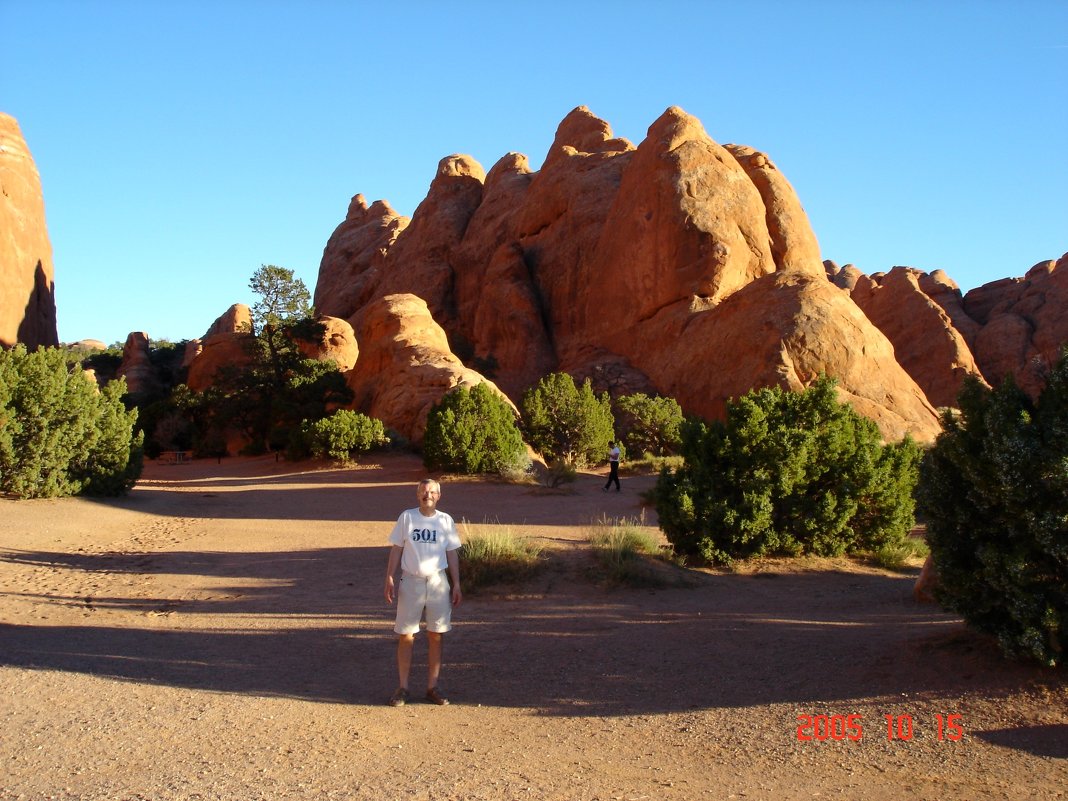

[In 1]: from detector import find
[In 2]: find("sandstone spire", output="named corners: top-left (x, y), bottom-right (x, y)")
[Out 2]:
top-left (0, 113), bottom-right (58, 348)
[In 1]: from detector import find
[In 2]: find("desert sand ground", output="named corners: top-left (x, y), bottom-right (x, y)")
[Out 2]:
top-left (0, 453), bottom-right (1065, 801)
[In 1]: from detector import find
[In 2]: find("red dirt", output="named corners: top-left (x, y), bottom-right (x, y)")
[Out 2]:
top-left (1, 454), bottom-right (1064, 800)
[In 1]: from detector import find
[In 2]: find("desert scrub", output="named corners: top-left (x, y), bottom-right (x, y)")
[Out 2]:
top-left (620, 453), bottom-right (684, 476)
top-left (459, 523), bottom-right (545, 592)
top-left (538, 460), bottom-right (578, 488)
top-left (869, 536), bottom-right (929, 572)
top-left (587, 514), bottom-right (680, 587)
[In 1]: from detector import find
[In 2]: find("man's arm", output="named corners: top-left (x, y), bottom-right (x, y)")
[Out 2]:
top-left (384, 545), bottom-right (403, 604)
top-left (446, 548), bottom-right (462, 607)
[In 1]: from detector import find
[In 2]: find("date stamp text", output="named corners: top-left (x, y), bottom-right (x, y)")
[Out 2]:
top-left (796, 713), bottom-right (964, 742)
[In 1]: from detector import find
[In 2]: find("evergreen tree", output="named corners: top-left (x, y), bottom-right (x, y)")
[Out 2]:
top-left (0, 346), bottom-right (142, 498)
top-left (521, 372), bottom-right (615, 467)
top-left (655, 377), bottom-right (921, 564)
top-left (917, 350), bottom-right (1068, 666)
top-left (424, 383), bottom-right (528, 475)
top-left (293, 409), bottom-right (388, 461)
top-left (615, 392), bottom-right (683, 457)
top-left (193, 266), bottom-right (351, 454)
top-left (249, 264), bottom-right (313, 384)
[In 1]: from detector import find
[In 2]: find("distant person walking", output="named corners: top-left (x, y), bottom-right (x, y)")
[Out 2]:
top-left (603, 440), bottom-right (621, 492)
top-left (383, 478), bottom-right (463, 706)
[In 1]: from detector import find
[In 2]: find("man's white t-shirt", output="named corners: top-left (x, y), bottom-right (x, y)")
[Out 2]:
top-left (388, 508), bottom-right (462, 578)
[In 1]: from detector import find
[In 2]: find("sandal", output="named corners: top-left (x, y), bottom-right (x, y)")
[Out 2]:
top-left (388, 687), bottom-right (410, 707)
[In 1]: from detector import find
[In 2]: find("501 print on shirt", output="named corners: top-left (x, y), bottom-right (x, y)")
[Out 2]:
top-left (411, 528), bottom-right (439, 543)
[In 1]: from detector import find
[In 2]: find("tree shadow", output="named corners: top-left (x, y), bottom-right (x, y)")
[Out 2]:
top-left (972, 725), bottom-right (1068, 759)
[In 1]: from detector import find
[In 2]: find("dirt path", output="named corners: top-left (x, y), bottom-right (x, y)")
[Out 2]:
top-left (1, 454), bottom-right (1065, 800)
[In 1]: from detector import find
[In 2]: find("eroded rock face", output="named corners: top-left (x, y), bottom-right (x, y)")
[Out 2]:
top-left (185, 306), bottom-right (256, 392)
top-left (204, 303), bottom-right (251, 337)
top-left (826, 260), bottom-right (864, 291)
top-left (577, 107), bottom-right (776, 352)
top-left (374, 155), bottom-right (485, 329)
top-left (314, 195), bottom-right (409, 321)
top-left (609, 271), bottom-right (942, 442)
top-left (964, 255), bottom-right (1068, 398)
top-left (295, 315), bottom-right (359, 372)
top-left (514, 107), bottom-right (635, 346)
top-left (314, 105), bottom-right (1061, 442)
top-left (117, 332), bottom-right (160, 396)
top-left (917, 269), bottom-right (981, 347)
top-left (0, 113), bottom-right (57, 348)
top-left (448, 152), bottom-right (550, 398)
top-left (346, 294), bottom-right (511, 444)
top-left (826, 258), bottom-right (1068, 408)
top-left (848, 267), bottom-right (987, 409)
top-left (725, 143), bottom-right (824, 277)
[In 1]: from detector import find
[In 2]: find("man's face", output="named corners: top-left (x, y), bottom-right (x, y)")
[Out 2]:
top-left (417, 482), bottom-right (440, 511)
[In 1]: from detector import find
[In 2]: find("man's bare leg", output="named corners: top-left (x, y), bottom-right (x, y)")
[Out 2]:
top-left (427, 631), bottom-right (443, 691)
top-left (396, 633), bottom-right (414, 689)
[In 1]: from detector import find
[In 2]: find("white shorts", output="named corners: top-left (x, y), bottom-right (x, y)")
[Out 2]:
top-left (395, 570), bottom-right (453, 635)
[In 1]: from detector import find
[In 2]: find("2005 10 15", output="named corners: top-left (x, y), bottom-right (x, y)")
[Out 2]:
top-left (796, 713), bottom-right (964, 742)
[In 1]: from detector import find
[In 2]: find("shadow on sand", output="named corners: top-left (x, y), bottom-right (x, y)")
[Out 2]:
top-left (3, 543), bottom-right (1064, 764)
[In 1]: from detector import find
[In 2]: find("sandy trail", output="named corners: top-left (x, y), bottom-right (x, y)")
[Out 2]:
top-left (1, 454), bottom-right (1065, 800)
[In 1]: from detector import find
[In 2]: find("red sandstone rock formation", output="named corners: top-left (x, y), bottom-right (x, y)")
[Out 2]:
top-left (914, 554), bottom-right (939, 603)
top-left (315, 195), bottom-right (409, 321)
top-left (577, 107), bottom-right (776, 351)
top-left (839, 257), bottom-right (1068, 405)
top-left (825, 260), bottom-right (864, 292)
top-left (185, 305), bottom-right (256, 392)
top-left (451, 153), bottom-right (554, 399)
top-left (347, 294), bottom-right (514, 444)
top-left (847, 266), bottom-right (987, 409)
top-left (964, 255), bottom-right (1068, 398)
top-left (295, 316), bottom-right (359, 372)
top-left (917, 269), bottom-right (982, 347)
top-left (606, 271), bottom-right (940, 442)
top-left (0, 113), bottom-right (57, 348)
top-left (204, 303), bottom-right (252, 338)
top-left (513, 107), bottom-right (635, 346)
top-left (317, 105), bottom-right (944, 441)
top-left (116, 332), bottom-right (160, 396)
top-left (725, 144), bottom-right (825, 277)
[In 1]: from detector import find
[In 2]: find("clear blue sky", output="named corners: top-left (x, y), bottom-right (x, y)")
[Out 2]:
top-left (2, 0), bottom-right (1066, 346)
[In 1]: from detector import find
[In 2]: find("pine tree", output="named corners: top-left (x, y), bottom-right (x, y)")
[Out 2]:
top-left (521, 373), bottom-right (614, 467)
top-left (655, 377), bottom-right (921, 565)
top-left (615, 392), bottom-right (683, 457)
top-left (424, 383), bottom-right (528, 475)
top-left (918, 349), bottom-right (1068, 666)
top-left (0, 346), bottom-right (142, 498)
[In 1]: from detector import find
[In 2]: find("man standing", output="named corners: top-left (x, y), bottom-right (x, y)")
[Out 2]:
top-left (603, 440), bottom-right (621, 492)
top-left (384, 478), bottom-right (463, 706)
